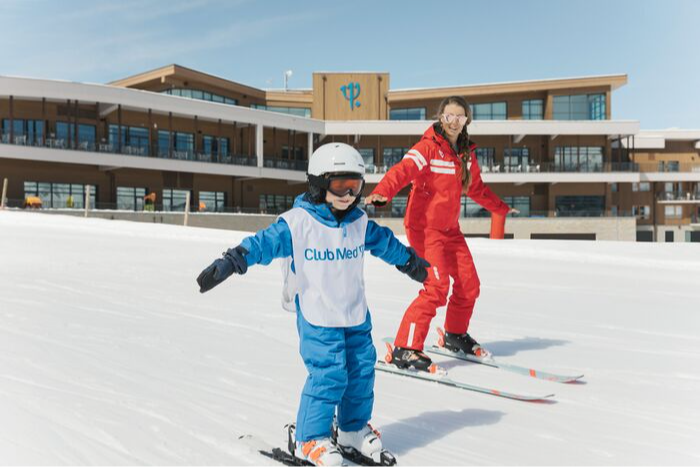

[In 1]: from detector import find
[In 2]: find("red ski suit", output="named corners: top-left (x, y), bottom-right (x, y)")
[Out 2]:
top-left (371, 125), bottom-right (510, 350)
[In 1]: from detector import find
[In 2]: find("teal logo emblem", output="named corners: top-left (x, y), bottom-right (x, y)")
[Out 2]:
top-left (340, 82), bottom-right (361, 110)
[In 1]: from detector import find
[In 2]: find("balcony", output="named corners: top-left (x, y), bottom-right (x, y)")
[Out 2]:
top-left (635, 161), bottom-right (700, 173)
top-left (0, 133), bottom-right (257, 168)
top-left (263, 157), bottom-right (307, 171)
top-left (657, 192), bottom-right (700, 204)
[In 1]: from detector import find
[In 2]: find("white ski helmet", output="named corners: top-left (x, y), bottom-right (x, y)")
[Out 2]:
top-left (307, 143), bottom-right (366, 205)
top-left (307, 143), bottom-right (365, 177)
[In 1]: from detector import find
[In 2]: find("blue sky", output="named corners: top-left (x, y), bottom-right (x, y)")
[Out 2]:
top-left (1, 0), bottom-right (698, 129)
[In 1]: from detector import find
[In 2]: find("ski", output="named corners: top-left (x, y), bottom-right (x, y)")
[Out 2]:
top-left (336, 444), bottom-right (397, 466)
top-left (426, 344), bottom-right (584, 383)
top-left (238, 435), bottom-right (312, 466)
top-left (374, 361), bottom-right (555, 402)
top-left (383, 334), bottom-right (584, 384)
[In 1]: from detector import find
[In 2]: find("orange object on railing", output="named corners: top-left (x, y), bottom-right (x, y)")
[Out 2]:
top-left (490, 212), bottom-right (506, 239)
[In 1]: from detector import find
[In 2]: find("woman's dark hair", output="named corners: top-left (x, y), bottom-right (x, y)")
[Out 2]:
top-left (433, 95), bottom-right (473, 190)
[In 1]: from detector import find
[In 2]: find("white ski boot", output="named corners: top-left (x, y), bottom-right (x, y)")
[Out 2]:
top-left (334, 423), bottom-right (397, 466)
top-left (286, 423), bottom-right (344, 466)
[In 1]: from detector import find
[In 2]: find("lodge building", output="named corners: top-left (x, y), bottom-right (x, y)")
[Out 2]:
top-left (1, 65), bottom-right (699, 241)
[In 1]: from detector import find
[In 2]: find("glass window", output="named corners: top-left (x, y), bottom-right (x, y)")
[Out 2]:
top-left (77, 124), bottom-right (95, 150)
top-left (55, 122), bottom-right (95, 150)
top-left (475, 148), bottom-right (495, 171)
top-left (358, 148), bottom-right (375, 173)
top-left (382, 147), bottom-right (409, 169)
top-left (52, 183), bottom-right (71, 207)
top-left (391, 196), bottom-right (407, 217)
top-left (632, 182), bottom-right (651, 192)
top-left (174, 132), bottom-right (194, 158)
top-left (504, 196), bottom-right (530, 217)
top-left (203, 135), bottom-right (214, 156)
top-left (471, 102), bottom-right (507, 120)
top-left (56, 121), bottom-right (73, 146)
top-left (666, 161), bottom-right (680, 172)
top-left (162, 189), bottom-right (190, 212)
top-left (554, 147), bottom-right (604, 172)
top-left (664, 205), bottom-right (682, 219)
top-left (117, 187), bottom-right (146, 211)
top-left (203, 135), bottom-right (229, 158)
top-left (219, 137), bottom-right (229, 157)
top-left (199, 191), bottom-right (226, 212)
top-left (259, 194), bottom-right (293, 214)
top-left (503, 148), bottom-right (530, 171)
top-left (555, 196), bottom-right (605, 217)
top-left (389, 108), bottom-right (427, 120)
top-left (282, 145), bottom-right (304, 160)
top-left (522, 99), bottom-right (543, 120)
top-left (3, 118), bottom-right (25, 137)
top-left (461, 197), bottom-right (490, 218)
top-left (24, 181), bottom-right (95, 208)
top-left (250, 104), bottom-right (311, 118)
top-left (161, 88), bottom-right (238, 105)
top-left (2, 119), bottom-right (45, 145)
top-left (553, 94), bottom-right (606, 120)
top-left (633, 205), bottom-right (651, 220)
top-left (157, 131), bottom-right (171, 157)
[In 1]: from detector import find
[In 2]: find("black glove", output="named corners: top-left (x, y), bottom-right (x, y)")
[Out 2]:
top-left (197, 246), bottom-right (249, 293)
top-left (396, 247), bottom-right (431, 283)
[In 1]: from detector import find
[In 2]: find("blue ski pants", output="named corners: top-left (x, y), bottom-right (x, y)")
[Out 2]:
top-left (295, 310), bottom-right (376, 442)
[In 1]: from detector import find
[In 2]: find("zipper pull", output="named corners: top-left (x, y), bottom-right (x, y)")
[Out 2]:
top-left (342, 224), bottom-right (347, 238)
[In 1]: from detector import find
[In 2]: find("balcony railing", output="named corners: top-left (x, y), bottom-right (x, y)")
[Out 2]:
top-left (363, 161), bottom-right (644, 175)
top-left (636, 162), bottom-right (700, 173)
top-left (263, 158), bottom-right (308, 171)
top-left (657, 191), bottom-right (700, 202)
top-left (369, 208), bottom-right (635, 219)
top-left (2, 198), bottom-right (638, 220)
top-left (0, 134), bottom-right (259, 168)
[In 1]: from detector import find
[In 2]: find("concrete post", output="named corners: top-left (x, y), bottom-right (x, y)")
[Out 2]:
top-left (184, 191), bottom-right (191, 226)
top-left (1, 178), bottom-right (8, 209)
top-left (84, 185), bottom-right (90, 218)
top-left (256, 124), bottom-right (264, 168)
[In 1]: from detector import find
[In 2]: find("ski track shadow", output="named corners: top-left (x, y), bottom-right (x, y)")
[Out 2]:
top-left (485, 336), bottom-right (570, 357)
top-left (380, 408), bottom-right (505, 456)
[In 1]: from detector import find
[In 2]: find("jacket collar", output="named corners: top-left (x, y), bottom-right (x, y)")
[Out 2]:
top-left (293, 193), bottom-right (364, 227)
top-left (423, 124), bottom-right (477, 157)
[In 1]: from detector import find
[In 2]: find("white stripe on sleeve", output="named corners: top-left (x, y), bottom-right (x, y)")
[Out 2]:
top-left (407, 149), bottom-right (427, 167)
top-left (403, 154), bottom-right (425, 170)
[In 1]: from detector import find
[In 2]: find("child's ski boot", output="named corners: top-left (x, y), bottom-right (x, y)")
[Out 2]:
top-left (333, 423), bottom-right (397, 466)
top-left (286, 423), bottom-right (344, 466)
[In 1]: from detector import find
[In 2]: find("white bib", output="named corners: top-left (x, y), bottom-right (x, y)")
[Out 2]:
top-left (279, 208), bottom-right (369, 327)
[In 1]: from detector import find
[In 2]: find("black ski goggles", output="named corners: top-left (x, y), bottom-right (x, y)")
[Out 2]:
top-left (309, 173), bottom-right (365, 197)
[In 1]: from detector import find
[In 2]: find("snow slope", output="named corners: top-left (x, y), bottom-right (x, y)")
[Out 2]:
top-left (1, 211), bottom-right (699, 465)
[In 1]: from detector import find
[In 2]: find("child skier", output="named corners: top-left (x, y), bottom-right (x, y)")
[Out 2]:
top-left (197, 142), bottom-right (430, 466)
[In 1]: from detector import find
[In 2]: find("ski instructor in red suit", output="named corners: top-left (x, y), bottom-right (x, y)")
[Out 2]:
top-left (365, 96), bottom-right (519, 372)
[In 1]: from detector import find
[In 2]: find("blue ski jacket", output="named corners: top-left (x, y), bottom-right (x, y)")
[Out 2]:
top-left (240, 193), bottom-right (411, 270)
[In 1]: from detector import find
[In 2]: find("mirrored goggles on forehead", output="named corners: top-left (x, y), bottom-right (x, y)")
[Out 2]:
top-left (441, 113), bottom-right (468, 125)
